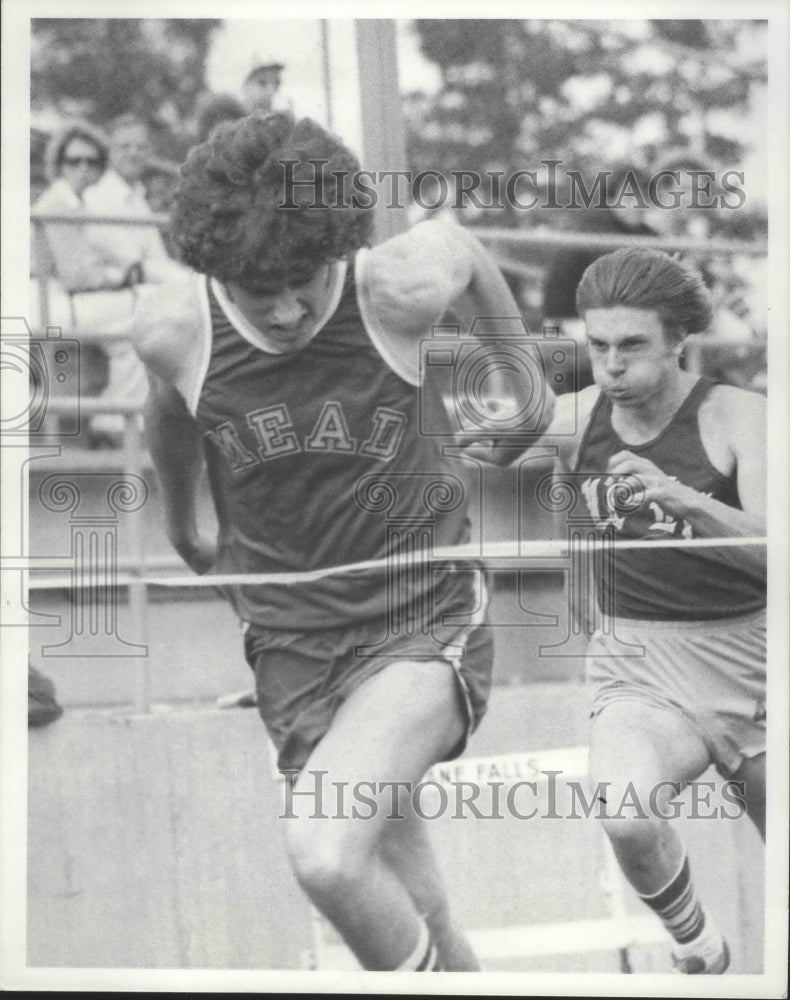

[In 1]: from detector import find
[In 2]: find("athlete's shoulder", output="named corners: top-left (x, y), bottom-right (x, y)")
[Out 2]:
top-left (367, 219), bottom-right (472, 277)
top-left (133, 274), bottom-right (205, 384)
top-left (361, 220), bottom-right (473, 332)
top-left (702, 381), bottom-right (765, 451)
top-left (703, 381), bottom-right (765, 435)
top-left (705, 380), bottom-right (765, 415)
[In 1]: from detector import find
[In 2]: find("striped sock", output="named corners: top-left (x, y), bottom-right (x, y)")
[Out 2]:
top-left (396, 919), bottom-right (442, 971)
top-left (638, 855), bottom-right (705, 944)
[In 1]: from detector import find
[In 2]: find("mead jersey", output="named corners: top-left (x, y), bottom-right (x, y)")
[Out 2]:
top-left (573, 377), bottom-right (765, 620)
top-left (193, 258), bottom-right (473, 629)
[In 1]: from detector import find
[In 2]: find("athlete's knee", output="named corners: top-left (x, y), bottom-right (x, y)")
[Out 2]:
top-left (284, 820), bottom-right (368, 900)
top-left (598, 812), bottom-right (664, 852)
top-left (595, 779), bottom-right (667, 849)
top-left (592, 767), bottom-right (682, 831)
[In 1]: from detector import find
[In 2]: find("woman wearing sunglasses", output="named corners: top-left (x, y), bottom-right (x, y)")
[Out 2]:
top-left (32, 120), bottom-right (153, 444)
top-left (34, 120), bottom-right (142, 301)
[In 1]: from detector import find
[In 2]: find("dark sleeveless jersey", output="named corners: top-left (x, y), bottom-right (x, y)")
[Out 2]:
top-left (573, 377), bottom-right (766, 620)
top-left (195, 264), bottom-right (472, 629)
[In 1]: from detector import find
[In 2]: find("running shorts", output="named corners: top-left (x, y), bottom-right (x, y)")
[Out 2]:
top-left (586, 608), bottom-right (766, 776)
top-left (244, 568), bottom-right (494, 771)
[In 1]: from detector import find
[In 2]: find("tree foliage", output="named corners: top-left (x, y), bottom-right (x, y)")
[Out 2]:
top-left (31, 19), bottom-right (222, 161)
top-left (406, 18), bottom-right (767, 236)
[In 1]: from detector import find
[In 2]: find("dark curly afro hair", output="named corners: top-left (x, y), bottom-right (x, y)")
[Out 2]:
top-left (171, 114), bottom-right (373, 294)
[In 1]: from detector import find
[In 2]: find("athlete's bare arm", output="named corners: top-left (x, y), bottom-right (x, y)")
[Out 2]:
top-left (133, 279), bottom-right (216, 574)
top-left (542, 386), bottom-right (601, 474)
top-left (607, 384), bottom-right (766, 575)
top-left (362, 222), bottom-right (555, 463)
top-left (364, 220), bottom-right (520, 334)
top-left (526, 386), bottom-right (600, 548)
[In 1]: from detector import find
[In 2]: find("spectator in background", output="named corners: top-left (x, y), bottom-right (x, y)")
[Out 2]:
top-left (141, 160), bottom-right (181, 215)
top-left (30, 127), bottom-right (50, 308)
top-left (84, 112), bottom-right (186, 285)
top-left (79, 112), bottom-right (188, 443)
top-left (241, 62), bottom-right (292, 117)
top-left (30, 127), bottom-right (50, 206)
top-left (34, 121), bottom-right (141, 305)
top-left (541, 165), bottom-right (658, 391)
top-left (31, 122), bottom-right (126, 440)
top-left (647, 150), bottom-right (767, 389)
top-left (647, 150), bottom-right (710, 240)
top-left (141, 159), bottom-right (182, 256)
top-left (194, 92), bottom-right (246, 144)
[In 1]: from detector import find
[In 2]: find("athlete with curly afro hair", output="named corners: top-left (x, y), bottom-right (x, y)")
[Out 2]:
top-left (133, 113), bottom-right (554, 973)
top-left (172, 114), bottom-right (372, 293)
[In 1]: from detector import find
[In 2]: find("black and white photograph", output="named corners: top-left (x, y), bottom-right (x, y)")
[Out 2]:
top-left (1, 1), bottom-right (788, 995)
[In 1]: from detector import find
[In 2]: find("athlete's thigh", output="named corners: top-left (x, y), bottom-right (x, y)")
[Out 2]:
top-left (590, 699), bottom-right (711, 796)
top-left (292, 657), bottom-right (465, 821)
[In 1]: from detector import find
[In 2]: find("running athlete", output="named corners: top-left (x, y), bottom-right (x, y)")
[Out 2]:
top-left (540, 247), bottom-right (766, 974)
top-left (134, 114), bottom-right (553, 972)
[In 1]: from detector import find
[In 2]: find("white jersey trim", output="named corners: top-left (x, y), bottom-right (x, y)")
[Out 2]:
top-left (208, 260), bottom-right (347, 356)
top-left (444, 568), bottom-right (489, 736)
top-left (183, 275), bottom-right (213, 417)
top-left (354, 248), bottom-right (421, 387)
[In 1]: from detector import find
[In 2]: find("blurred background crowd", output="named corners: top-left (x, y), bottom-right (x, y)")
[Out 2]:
top-left (29, 18), bottom-right (769, 449)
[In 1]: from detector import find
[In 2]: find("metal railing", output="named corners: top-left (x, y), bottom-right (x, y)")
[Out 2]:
top-left (473, 226), bottom-right (768, 257)
top-left (31, 209), bottom-right (169, 332)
